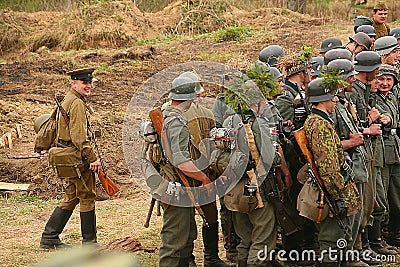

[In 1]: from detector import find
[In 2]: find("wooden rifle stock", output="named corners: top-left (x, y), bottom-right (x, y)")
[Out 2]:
top-left (144, 198), bottom-right (156, 228)
top-left (149, 107), bottom-right (209, 226)
top-left (98, 168), bottom-right (119, 196)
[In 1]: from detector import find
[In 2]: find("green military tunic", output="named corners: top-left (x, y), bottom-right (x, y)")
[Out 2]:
top-left (375, 91), bottom-right (400, 228)
top-left (159, 105), bottom-right (197, 267)
top-left (373, 22), bottom-right (390, 40)
top-left (305, 108), bottom-right (361, 263)
top-left (57, 89), bottom-right (97, 212)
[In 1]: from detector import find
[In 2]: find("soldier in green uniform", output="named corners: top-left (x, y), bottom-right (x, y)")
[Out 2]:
top-left (275, 49), bottom-right (319, 262)
top-left (371, 1), bottom-right (390, 40)
top-left (305, 78), bottom-right (361, 267)
top-left (374, 65), bottom-right (400, 247)
top-left (181, 71), bottom-right (231, 267)
top-left (345, 51), bottom-right (387, 263)
top-left (40, 68), bottom-right (101, 249)
top-left (222, 79), bottom-right (278, 267)
top-left (158, 76), bottom-right (213, 267)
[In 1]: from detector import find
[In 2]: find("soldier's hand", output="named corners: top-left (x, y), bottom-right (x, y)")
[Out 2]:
top-left (368, 108), bottom-right (380, 123)
top-left (283, 120), bottom-right (295, 130)
top-left (349, 133), bottom-right (364, 147)
top-left (364, 124), bottom-right (382, 136)
top-left (90, 160), bottom-right (102, 173)
top-left (379, 115), bottom-right (391, 126)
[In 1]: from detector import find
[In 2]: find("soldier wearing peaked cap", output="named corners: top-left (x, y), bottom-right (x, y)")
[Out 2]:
top-left (40, 68), bottom-right (100, 249)
top-left (372, 1), bottom-right (390, 40)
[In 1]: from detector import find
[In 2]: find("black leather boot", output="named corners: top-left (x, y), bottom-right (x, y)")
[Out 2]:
top-left (80, 209), bottom-right (97, 244)
top-left (386, 216), bottom-right (400, 247)
top-left (369, 220), bottom-right (397, 255)
top-left (203, 223), bottom-right (233, 267)
top-left (40, 207), bottom-right (73, 249)
top-left (238, 260), bottom-right (247, 267)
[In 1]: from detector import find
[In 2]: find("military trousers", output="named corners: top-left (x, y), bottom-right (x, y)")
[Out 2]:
top-left (372, 167), bottom-right (387, 221)
top-left (159, 206), bottom-right (197, 267)
top-left (384, 164), bottom-right (400, 222)
top-left (58, 168), bottom-right (96, 212)
top-left (316, 215), bottom-right (353, 264)
top-left (232, 201), bottom-right (276, 265)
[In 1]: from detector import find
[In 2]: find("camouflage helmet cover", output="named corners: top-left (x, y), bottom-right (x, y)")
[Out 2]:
top-left (377, 64), bottom-right (399, 85)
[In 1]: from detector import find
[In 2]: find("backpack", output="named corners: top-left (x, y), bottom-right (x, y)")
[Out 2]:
top-left (34, 107), bottom-right (58, 153)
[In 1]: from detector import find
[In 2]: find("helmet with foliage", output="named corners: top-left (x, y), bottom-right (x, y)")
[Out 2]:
top-left (307, 78), bottom-right (335, 103)
top-left (178, 71), bottom-right (204, 94)
top-left (280, 45), bottom-right (313, 77)
top-left (258, 45), bottom-right (285, 67)
top-left (168, 76), bottom-right (197, 101)
top-left (246, 61), bottom-right (279, 98)
top-left (326, 59), bottom-right (358, 81)
top-left (34, 114), bottom-right (51, 133)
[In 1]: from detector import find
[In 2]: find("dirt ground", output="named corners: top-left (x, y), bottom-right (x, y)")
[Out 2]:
top-left (1, 1), bottom-right (400, 266)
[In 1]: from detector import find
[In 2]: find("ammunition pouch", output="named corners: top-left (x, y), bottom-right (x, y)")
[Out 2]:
top-left (48, 146), bottom-right (85, 179)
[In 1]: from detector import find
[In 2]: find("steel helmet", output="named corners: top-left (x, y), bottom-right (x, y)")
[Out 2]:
top-left (327, 59), bottom-right (358, 80)
top-left (349, 32), bottom-right (372, 50)
top-left (168, 76), bottom-right (197, 101)
top-left (34, 114), bottom-right (51, 133)
top-left (269, 67), bottom-right (284, 81)
top-left (354, 16), bottom-right (374, 28)
top-left (310, 56), bottom-right (324, 77)
top-left (258, 45), bottom-right (285, 67)
top-left (320, 38), bottom-right (344, 54)
top-left (377, 64), bottom-right (399, 85)
top-left (354, 51), bottom-right (381, 72)
top-left (307, 78), bottom-right (334, 103)
top-left (324, 49), bottom-right (353, 65)
top-left (374, 36), bottom-right (400, 56)
top-left (356, 25), bottom-right (376, 38)
top-left (241, 80), bottom-right (265, 105)
top-left (250, 60), bottom-right (270, 73)
top-left (389, 28), bottom-right (400, 40)
top-left (178, 71), bottom-right (204, 94)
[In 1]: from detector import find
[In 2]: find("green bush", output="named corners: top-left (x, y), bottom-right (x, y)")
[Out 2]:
top-left (214, 26), bottom-right (252, 42)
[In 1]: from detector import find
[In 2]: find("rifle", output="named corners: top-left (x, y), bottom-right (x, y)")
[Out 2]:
top-left (293, 127), bottom-right (348, 233)
top-left (149, 107), bottom-right (209, 227)
top-left (54, 98), bottom-right (119, 196)
top-left (265, 168), bottom-right (299, 236)
top-left (144, 198), bottom-right (156, 228)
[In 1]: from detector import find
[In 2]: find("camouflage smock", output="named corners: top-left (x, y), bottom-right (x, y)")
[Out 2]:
top-left (304, 108), bottom-right (361, 216)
